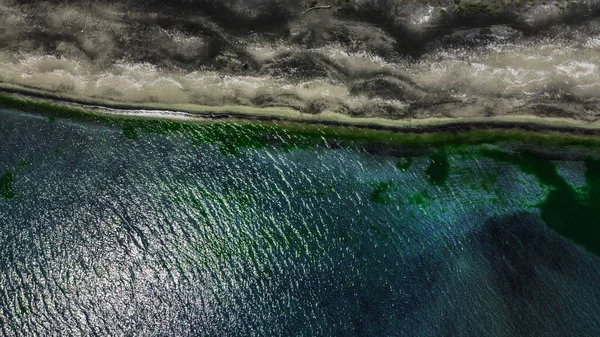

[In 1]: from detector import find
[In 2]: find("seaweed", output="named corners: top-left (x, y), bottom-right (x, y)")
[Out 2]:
top-left (0, 171), bottom-right (16, 200)
top-left (482, 149), bottom-right (600, 256)
top-left (396, 158), bottom-right (413, 172)
top-left (123, 126), bottom-right (139, 140)
top-left (426, 152), bottom-right (450, 186)
top-left (370, 181), bottom-right (395, 205)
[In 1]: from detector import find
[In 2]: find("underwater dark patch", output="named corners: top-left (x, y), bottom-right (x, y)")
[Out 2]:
top-left (0, 170), bottom-right (16, 200)
top-left (482, 149), bottom-right (600, 256)
top-left (370, 181), bottom-right (394, 205)
top-left (396, 157), bottom-right (413, 172)
top-left (425, 152), bottom-right (449, 186)
top-left (123, 126), bottom-right (138, 140)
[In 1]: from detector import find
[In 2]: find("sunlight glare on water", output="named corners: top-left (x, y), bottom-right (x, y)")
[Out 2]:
top-left (1, 108), bottom-right (600, 336)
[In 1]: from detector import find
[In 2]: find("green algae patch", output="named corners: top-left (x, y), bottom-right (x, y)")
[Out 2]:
top-left (0, 171), bottom-right (16, 200)
top-left (426, 152), bottom-right (450, 185)
top-left (482, 149), bottom-right (600, 257)
top-left (16, 160), bottom-right (31, 169)
top-left (0, 93), bottom-right (108, 123)
top-left (189, 123), bottom-right (273, 156)
top-left (6, 92), bottom-right (600, 154)
top-left (8, 92), bottom-right (600, 166)
top-left (127, 120), bottom-right (280, 156)
top-left (539, 158), bottom-right (600, 257)
top-left (123, 126), bottom-right (138, 140)
top-left (409, 192), bottom-right (429, 207)
top-left (370, 181), bottom-right (395, 205)
top-left (396, 158), bottom-right (413, 172)
top-left (408, 191), bottom-right (430, 215)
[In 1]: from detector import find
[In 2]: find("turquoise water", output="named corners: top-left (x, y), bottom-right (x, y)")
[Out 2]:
top-left (1, 108), bottom-right (600, 336)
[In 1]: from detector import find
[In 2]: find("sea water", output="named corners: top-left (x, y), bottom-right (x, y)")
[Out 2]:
top-left (1, 108), bottom-right (600, 336)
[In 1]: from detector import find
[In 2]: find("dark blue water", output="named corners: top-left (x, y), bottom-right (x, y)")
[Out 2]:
top-left (1, 108), bottom-right (600, 336)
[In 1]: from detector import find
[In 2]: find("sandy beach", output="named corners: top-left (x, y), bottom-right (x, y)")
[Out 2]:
top-left (3, 82), bottom-right (600, 139)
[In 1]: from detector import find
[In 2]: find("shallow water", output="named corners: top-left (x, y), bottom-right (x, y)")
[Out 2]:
top-left (1, 108), bottom-right (600, 336)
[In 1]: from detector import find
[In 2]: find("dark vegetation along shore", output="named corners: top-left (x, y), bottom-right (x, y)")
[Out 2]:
top-left (4, 91), bottom-right (600, 150)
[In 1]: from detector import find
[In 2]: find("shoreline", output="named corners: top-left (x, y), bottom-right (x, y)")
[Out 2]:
top-left (3, 83), bottom-right (600, 143)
